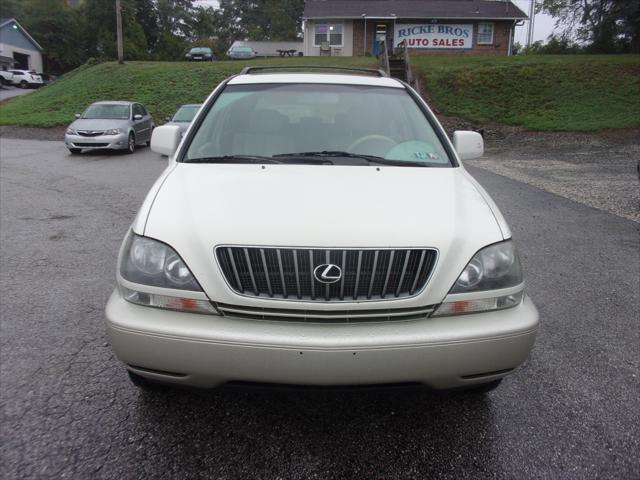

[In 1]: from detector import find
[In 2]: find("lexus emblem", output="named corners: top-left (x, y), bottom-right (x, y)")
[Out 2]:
top-left (313, 264), bottom-right (342, 284)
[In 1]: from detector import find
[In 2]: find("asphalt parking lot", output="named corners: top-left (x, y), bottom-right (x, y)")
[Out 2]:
top-left (1, 137), bottom-right (638, 479)
top-left (0, 85), bottom-right (35, 102)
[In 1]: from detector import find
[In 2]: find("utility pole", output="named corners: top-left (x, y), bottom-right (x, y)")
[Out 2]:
top-left (116, 0), bottom-right (124, 64)
top-left (526, 0), bottom-right (536, 47)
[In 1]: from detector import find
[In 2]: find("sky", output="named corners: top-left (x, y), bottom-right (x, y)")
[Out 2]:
top-left (512, 0), bottom-right (558, 45)
top-left (193, 0), bottom-right (558, 46)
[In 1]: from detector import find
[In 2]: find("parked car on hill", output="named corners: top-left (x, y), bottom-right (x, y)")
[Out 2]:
top-left (65, 101), bottom-right (154, 155)
top-left (185, 47), bottom-right (215, 61)
top-left (9, 69), bottom-right (43, 88)
top-left (106, 66), bottom-right (539, 393)
top-left (0, 70), bottom-right (13, 86)
top-left (164, 104), bottom-right (202, 135)
top-left (227, 46), bottom-right (257, 59)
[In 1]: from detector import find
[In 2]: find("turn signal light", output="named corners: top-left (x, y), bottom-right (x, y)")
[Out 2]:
top-left (432, 291), bottom-right (523, 317)
top-left (121, 287), bottom-right (218, 314)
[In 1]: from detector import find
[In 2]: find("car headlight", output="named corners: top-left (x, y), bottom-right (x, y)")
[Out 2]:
top-left (452, 241), bottom-right (522, 293)
top-left (119, 233), bottom-right (217, 314)
top-left (433, 241), bottom-right (524, 316)
top-left (105, 128), bottom-right (123, 135)
top-left (66, 128), bottom-right (77, 135)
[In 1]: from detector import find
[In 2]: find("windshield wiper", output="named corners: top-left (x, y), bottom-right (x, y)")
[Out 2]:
top-left (186, 155), bottom-right (283, 164)
top-left (274, 151), bottom-right (431, 167)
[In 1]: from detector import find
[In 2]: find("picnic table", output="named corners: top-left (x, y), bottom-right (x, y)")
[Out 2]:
top-left (277, 49), bottom-right (297, 57)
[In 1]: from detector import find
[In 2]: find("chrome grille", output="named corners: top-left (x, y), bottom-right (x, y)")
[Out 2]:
top-left (77, 130), bottom-right (105, 137)
top-left (217, 303), bottom-right (435, 323)
top-left (216, 247), bottom-right (437, 302)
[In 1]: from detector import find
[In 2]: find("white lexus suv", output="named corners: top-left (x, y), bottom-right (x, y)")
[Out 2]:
top-left (105, 66), bottom-right (539, 392)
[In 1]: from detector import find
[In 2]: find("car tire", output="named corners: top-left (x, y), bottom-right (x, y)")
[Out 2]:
top-left (20, 80), bottom-right (28, 89)
top-left (127, 132), bottom-right (136, 154)
top-left (68, 148), bottom-right (82, 155)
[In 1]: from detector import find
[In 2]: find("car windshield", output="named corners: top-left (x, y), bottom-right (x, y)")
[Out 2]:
top-left (184, 83), bottom-right (452, 166)
top-left (83, 104), bottom-right (130, 120)
top-left (172, 105), bottom-right (201, 122)
top-left (190, 48), bottom-right (211, 54)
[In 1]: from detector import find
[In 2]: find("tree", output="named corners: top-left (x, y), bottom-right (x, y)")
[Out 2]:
top-left (19, 0), bottom-right (87, 73)
top-left (191, 5), bottom-right (217, 41)
top-left (0, 0), bottom-right (24, 18)
top-left (156, 0), bottom-right (194, 37)
top-left (539, 0), bottom-right (640, 53)
top-left (82, 0), bottom-right (148, 60)
top-left (134, 0), bottom-right (160, 52)
top-left (213, 0), bottom-right (304, 50)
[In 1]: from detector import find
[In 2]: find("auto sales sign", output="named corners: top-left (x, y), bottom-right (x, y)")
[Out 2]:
top-left (394, 24), bottom-right (473, 49)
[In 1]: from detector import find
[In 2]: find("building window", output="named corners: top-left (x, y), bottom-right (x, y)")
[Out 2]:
top-left (313, 21), bottom-right (343, 47)
top-left (477, 23), bottom-right (494, 44)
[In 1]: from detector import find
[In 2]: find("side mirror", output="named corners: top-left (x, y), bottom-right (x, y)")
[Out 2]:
top-left (151, 125), bottom-right (182, 157)
top-left (133, 114), bottom-right (143, 120)
top-left (75, 113), bottom-right (81, 118)
top-left (452, 130), bottom-right (484, 160)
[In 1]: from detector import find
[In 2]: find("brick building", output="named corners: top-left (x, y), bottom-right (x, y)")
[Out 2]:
top-left (302, 0), bottom-right (527, 57)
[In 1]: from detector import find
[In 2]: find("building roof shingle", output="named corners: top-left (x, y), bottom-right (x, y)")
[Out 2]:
top-left (304, 0), bottom-right (527, 20)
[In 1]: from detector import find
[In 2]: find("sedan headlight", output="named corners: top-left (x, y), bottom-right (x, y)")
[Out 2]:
top-left (119, 233), bottom-right (216, 314)
top-left (105, 128), bottom-right (123, 135)
top-left (66, 128), bottom-right (77, 135)
top-left (433, 241), bottom-right (524, 316)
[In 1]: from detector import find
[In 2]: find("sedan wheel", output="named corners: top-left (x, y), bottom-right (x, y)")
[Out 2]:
top-left (20, 80), bottom-right (28, 89)
top-left (127, 133), bottom-right (136, 154)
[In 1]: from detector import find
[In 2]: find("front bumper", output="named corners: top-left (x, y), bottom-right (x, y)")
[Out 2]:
top-left (105, 290), bottom-right (539, 389)
top-left (65, 132), bottom-right (129, 150)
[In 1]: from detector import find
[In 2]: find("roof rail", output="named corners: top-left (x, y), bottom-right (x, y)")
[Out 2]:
top-left (238, 65), bottom-right (389, 77)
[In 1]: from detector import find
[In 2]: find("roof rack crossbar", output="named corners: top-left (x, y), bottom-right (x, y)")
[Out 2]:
top-left (238, 65), bottom-right (389, 77)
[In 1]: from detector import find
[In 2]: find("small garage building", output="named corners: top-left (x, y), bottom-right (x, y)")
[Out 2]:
top-left (302, 0), bottom-right (527, 57)
top-left (0, 18), bottom-right (43, 72)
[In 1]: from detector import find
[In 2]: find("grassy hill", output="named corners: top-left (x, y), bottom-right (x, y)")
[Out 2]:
top-left (412, 54), bottom-right (640, 131)
top-left (0, 55), bottom-right (638, 131)
top-left (0, 58), bottom-right (375, 128)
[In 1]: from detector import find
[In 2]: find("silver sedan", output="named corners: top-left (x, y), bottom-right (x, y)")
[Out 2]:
top-left (164, 104), bottom-right (202, 136)
top-left (65, 101), bottom-right (155, 154)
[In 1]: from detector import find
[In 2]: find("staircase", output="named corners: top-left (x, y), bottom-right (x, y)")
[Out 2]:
top-left (388, 57), bottom-right (407, 82)
top-left (379, 40), bottom-right (416, 87)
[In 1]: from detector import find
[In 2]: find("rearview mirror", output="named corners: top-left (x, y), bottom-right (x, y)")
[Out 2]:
top-left (75, 113), bottom-right (81, 118)
top-left (452, 130), bottom-right (484, 160)
top-left (133, 114), bottom-right (143, 120)
top-left (151, 125), bottom-right (182, 157)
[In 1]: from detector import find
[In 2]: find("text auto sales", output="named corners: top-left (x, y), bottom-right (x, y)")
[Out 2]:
top-left (395, 24), bottom-right (473, 49)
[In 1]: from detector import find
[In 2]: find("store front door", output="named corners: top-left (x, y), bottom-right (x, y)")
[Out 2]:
top-left (372, 22), bottom-right (393, 56)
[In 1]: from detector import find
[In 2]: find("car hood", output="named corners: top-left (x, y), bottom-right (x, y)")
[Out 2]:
top-left (69, 119), bottom-right (130, 130)
top-left (142, 164), bottom-right (506, 306)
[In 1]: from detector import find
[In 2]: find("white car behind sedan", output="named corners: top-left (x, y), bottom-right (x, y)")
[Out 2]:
top-left (9, 69), bottom-right (43, 88)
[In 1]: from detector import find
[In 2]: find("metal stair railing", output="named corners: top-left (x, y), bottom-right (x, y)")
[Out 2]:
top-left (379, 39), bottom-right (391, 77)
